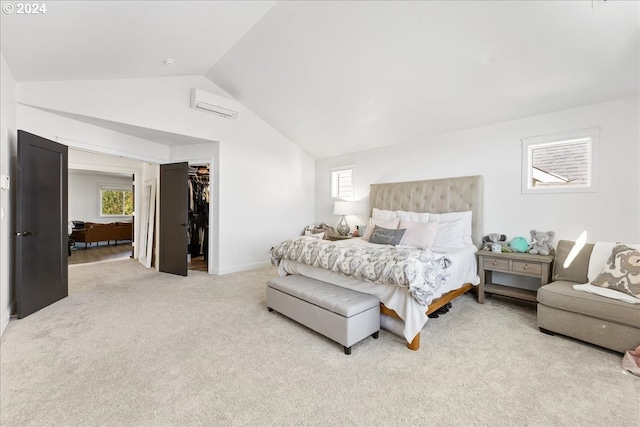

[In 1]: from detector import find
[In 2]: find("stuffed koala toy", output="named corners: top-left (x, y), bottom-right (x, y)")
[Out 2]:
top-left (482, 233), bottom-right (508, 252)
top-left (529, 230), bottom-right (555, 255)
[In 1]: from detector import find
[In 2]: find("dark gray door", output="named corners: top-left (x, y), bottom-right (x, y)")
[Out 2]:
top-left (130, 173), bottom-right (135, 259)
top-left (159, 162), bottom-right (188, 276)
top-left (16, 130), bottom-right (68, 318)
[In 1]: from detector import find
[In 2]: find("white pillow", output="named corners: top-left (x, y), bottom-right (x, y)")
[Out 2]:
top-left (362, 218), bottom-right (400, 241)
top-left (396, 210), bottom-right (430, 223)
top-left (399, 219), bottom-right (438, 249)
top-left (304, 230), bottom-right (325, 239)
top-left (573, 283), bottom-right (640, 304)
top-left (372, 208), bottom-right (398, 220)
top-left (429, 211), bottom-right (473, 247)
top-left (373, 208), bottom-right (431, 222)
top-left (432, 218), bottom-right (466, 248)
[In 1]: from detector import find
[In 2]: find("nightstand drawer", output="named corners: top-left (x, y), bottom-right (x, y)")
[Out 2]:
top-left (512, 261), bottom-right (542, 275)
top-left (483, 258), bottom-right (509, 271)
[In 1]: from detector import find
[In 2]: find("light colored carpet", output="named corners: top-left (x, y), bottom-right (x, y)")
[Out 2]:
top-left (1, 259), bottom-right (638, 426)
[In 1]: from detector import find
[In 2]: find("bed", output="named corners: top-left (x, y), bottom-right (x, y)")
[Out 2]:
top-left (272, 175), bottom-right (483, 350)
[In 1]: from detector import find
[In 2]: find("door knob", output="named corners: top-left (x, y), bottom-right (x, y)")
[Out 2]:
top-left (180, 223), bottom-right (187, 227)
top-left (15, 231), bottom-right (39, 237)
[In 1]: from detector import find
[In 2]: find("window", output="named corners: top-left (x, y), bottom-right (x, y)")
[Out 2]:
top-left (331, 167), bottom-right (354, 200)
top-left (521, 127), bottom-right (599, 194)
top-left (100, 185), bottom-right (133, 216)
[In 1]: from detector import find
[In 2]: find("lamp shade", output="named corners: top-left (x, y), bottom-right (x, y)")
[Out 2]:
top-left (333, 201), bottom-right (354, 216)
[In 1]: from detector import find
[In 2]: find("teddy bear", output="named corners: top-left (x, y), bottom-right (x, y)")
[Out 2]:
top-left (528, 230), bottom-right (555, 255)
top-left (482, 233), bottom-right (511, 252)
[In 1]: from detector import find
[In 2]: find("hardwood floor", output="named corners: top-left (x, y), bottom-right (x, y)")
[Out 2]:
top-left (70, 241), bottom-right (209, 272)
top-left (188, 256), bottom-right (208, 272)
top-left (68, 241), bottom-right (132, 265)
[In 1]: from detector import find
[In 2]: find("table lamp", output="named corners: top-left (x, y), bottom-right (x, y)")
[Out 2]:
top-left (333, 201), bottom-right (354, 236)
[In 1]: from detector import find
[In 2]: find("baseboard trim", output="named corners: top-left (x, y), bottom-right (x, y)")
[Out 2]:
top-left (1, 300), bottom-right (15, 336)
top-left (216, 261), bottom-right (272, 275)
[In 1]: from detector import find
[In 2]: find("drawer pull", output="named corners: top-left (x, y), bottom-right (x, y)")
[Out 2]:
top-left (493, 260), bottom-right (498, 265)
top-left (523, 264), bottom-right (528, 270)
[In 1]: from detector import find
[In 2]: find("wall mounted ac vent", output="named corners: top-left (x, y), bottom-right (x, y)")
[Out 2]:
top-left (190, 88), bottom-right (239, 120)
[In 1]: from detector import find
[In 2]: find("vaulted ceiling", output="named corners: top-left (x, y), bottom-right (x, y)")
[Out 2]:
top-left (2, 1), bottom-right (638, 159)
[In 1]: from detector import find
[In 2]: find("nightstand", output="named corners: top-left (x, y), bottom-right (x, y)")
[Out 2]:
top-left (477, 251), bottom-right (554, 304)
top-left (327, 235), bottom-right (354, 241)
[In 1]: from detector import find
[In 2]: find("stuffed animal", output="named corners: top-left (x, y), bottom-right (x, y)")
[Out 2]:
top-left (482, 233), bottom-right (509, 252)
top-left (509, 236), bottom-right (530, 253)
top-left (529, 230), bottom-right (555, 255)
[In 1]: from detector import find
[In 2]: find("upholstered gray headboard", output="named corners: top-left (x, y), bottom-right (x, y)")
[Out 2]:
top-left (369, 175), bottom-right (484, 247)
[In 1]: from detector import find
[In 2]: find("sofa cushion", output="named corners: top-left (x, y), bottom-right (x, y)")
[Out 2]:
top-left (552, 240), bottom-right (594, 284)
top-left (537, 281), bottom-right (640, 328)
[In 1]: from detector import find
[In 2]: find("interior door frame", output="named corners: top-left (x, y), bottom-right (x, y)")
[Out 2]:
top-left (68, 153), bottom-right (142, 259)
top-left (185, 158), bottom-right (217, 274)
top-left (63, 142), bottom-right (218, 274)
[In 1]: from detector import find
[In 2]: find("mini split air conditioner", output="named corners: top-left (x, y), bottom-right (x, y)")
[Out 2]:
top-left (190, 88), bottom-right (239, 119)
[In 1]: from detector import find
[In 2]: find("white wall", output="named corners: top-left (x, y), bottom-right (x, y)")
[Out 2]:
top-left (16, 75), bottom-right (315, 274)
top-left (315, 97), bottom-right (640, 245)
top-left (68, 171), bottom-right (133, 224)
top-left (0, 53), bottom-right (17, 335)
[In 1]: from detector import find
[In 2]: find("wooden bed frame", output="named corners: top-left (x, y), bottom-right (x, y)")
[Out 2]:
top-left (369, 175), bottom-right (484, 350)
top-left (380, 284), bottom-right (475, 350)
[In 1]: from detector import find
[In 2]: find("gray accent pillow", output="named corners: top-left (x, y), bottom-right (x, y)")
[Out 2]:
top-left (591, 244), bottom-right (640, 298)
top-left (552, 240), bottom-right (594, 283)
top-left (369, 225), bottom-right (406, 246)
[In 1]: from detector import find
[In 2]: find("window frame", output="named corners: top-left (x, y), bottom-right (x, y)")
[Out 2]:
top-left (330, 166), bottom-right (354, 201)
top-left (521, 127), bottom-right (599, 195)
top-left (99, 184), bottom-right (133, 217)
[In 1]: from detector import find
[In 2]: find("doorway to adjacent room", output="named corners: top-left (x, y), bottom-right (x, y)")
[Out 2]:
top-left (187, 164), bottom-right (210, 273)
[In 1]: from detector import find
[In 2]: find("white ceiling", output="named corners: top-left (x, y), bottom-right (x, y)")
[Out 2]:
top-left (2, 1), bottom-right (638, 159)
top-left (0, 1), bottom-right (276, 81)
top-left (68, 169), bottom-right (131, 179)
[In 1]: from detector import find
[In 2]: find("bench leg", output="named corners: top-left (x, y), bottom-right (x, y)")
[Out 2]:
top-left (372, 331), bottom-right (379, 339)
top-left (343, 346), bottom-right (351, 355)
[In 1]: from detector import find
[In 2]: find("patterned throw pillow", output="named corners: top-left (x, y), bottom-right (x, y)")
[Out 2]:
top-left (369, 225), bottom-right (406, 246)
top-left (591, 244), bottom-right (640, 298)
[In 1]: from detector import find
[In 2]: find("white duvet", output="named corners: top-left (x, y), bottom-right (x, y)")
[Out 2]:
top-left (278, 238), bottom-right (479, 343)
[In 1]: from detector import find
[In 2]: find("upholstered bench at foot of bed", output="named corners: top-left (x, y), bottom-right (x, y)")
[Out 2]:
top-left (267, 275), bottom-right (380, 355)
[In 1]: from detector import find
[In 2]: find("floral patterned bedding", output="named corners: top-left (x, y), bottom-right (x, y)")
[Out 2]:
top-left (270, 237), bottom-right (452, 306)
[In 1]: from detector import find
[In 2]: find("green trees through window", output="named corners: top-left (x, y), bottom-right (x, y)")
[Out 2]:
top-left (101, 188), bottom-right (133, 216)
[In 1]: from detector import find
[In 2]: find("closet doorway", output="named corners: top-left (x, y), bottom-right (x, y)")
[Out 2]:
top-left (188, 164), bottom-right (210, 272)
